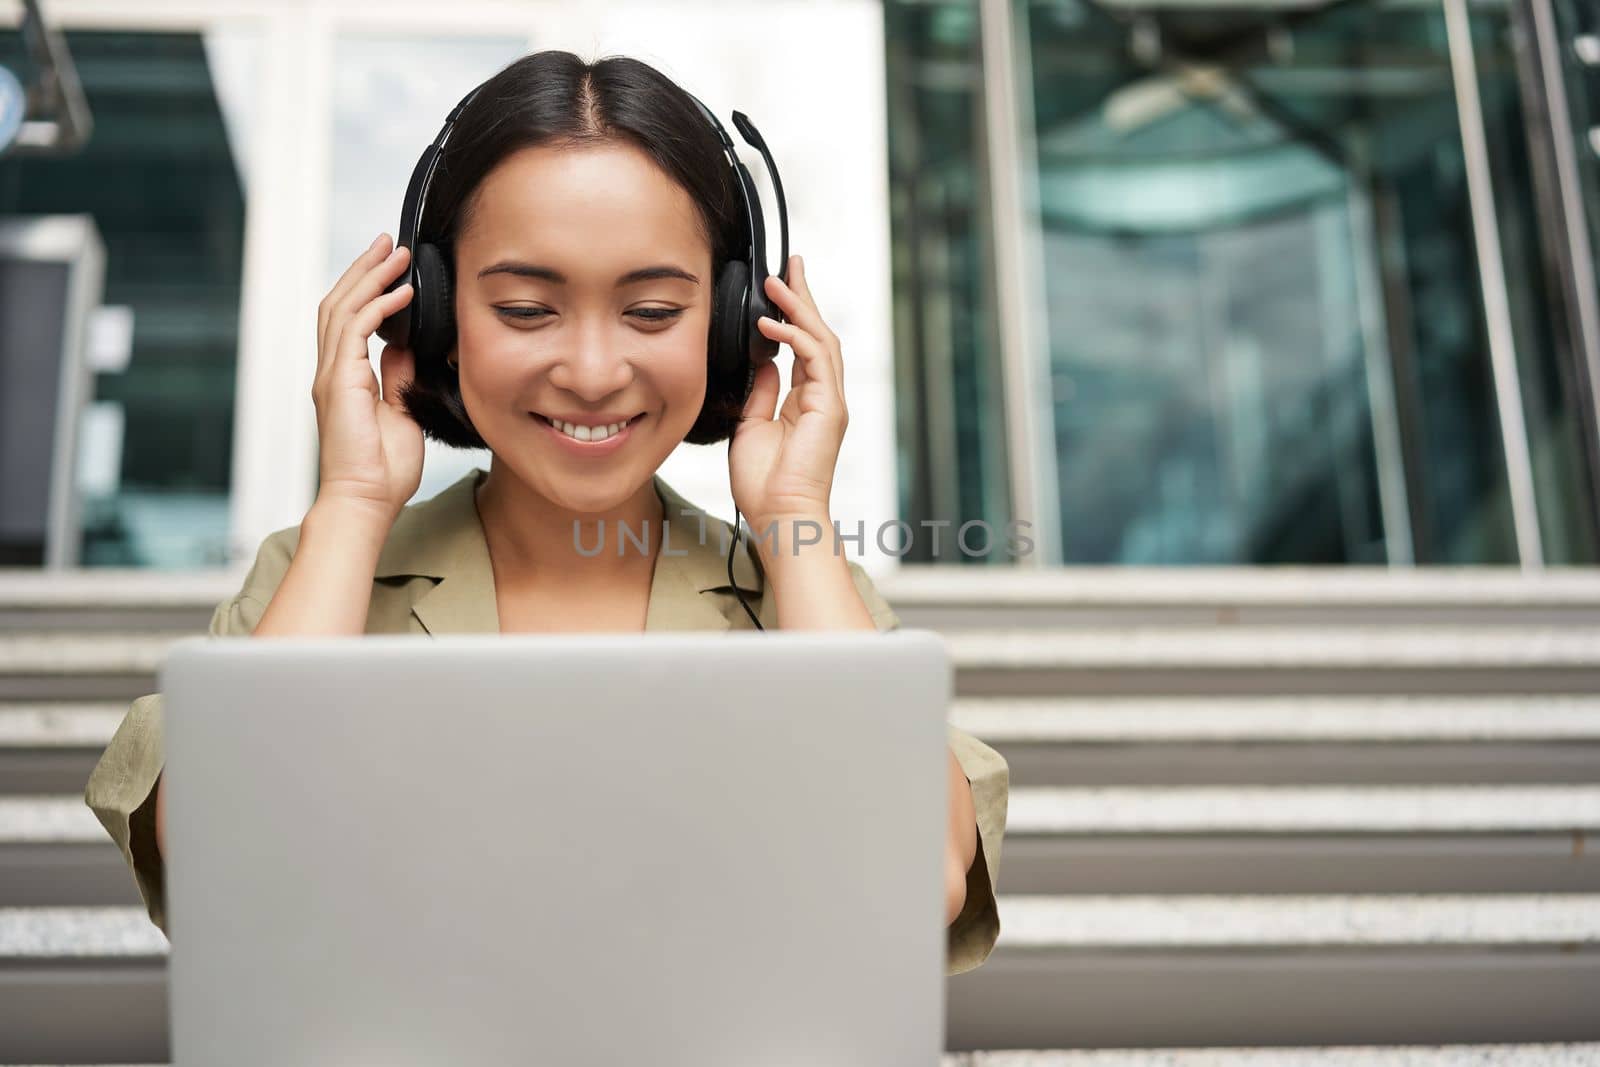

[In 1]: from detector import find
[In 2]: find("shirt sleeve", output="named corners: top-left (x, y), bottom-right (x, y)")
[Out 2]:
top-left (844, 561), bottom-right (1009, 977)
top-left (82, 531), bottom-right (292, 934)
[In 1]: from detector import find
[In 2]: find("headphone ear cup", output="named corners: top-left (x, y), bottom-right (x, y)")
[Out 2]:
top-left (746, 277), bottom-right (780, 365)
top-left (710, 260), bottom-right (751, 382)
top-left (412, 242), bottom-right (456, 365)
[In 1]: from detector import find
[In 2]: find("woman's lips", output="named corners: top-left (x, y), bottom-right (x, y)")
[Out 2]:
top-left (530, 412), bottom-right (645, 455)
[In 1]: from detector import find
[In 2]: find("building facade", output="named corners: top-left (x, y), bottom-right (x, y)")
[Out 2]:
top-left (2, 0), bottom-right (1596, 572)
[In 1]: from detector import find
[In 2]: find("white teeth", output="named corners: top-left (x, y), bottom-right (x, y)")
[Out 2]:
top-left (549, 416), bottom-right (632, 442)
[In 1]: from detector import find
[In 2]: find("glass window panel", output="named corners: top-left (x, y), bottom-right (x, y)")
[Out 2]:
top-left (325, 33), bottom-right (529, 505)
top-left (1020, 0), bottom-right (1540, 563)
top-left (0, 28), bottom-right (259, 567)
top-left (883, 0), bottom-right (1014, 564)
top-left (1484, 0), bottom-right (1600, 563)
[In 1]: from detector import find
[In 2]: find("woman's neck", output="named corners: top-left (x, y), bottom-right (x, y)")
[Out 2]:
top-left (473, 460), bottom-right (667, 585)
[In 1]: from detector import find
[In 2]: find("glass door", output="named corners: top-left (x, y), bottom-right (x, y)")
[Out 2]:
top-left (1021, 0), bottom-right (1600, 564)
top-left (886, 0), bottom-right (1600, 565)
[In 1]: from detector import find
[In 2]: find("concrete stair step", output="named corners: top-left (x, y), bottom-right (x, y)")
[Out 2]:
top-left (9, 699), bottom-right (1600, 793)
top-left (1002, 833), bottom-right (1600, 895)
top-left (7, 895), bottom-right (1593, 960)
top-left (15, 786), bottom-right (1592, 847)
top-left (1005, 786), bottom-right (1600, 834)
top-left (990, 742), bottom-right (1600, 787)
top-left (0, 703), bottom-right (128, 745)
top-left (1, 797), bottom-right (107, 843)
top-left (0, 570), bottom-right (236, 633)
top-left (881, 568), bottom-right (1600, 629)
top-left (7, 628), bottom-right (1600, 703)
top-left (9, 568), bottom-right (1600, 633)
top-left (942, 1047), bottom-right (1600, 1065)
top-left (1004, 786), bottom-right (1600, 895)
top-left (0, 800), bottom-right (150, 908)
top-left (0, 635), bottom-right (186, 701)
top-left (9, 1049), bottom-right (1600, 1067)
top-left (20, 696), bottom-right (1600, 746)
top-left (992, 894), bottom-right (1600, 948)
top-left (9, 787), bottom-right (1600, 904)
top-left (950, 895), bottom-right (1600, 1049)
top-left (954, 697), bottom-right (1600, 786)
top-left (0, 907), bottom-right (167, 959)
top-left (951, 696), bottom-right (1600, 742)
top-left (0, 703), bottom-right (129, 794)
top-left (5, 899), bottom-right (1598, 1054)
top-left (946, 628), bottom-right (1600, 696)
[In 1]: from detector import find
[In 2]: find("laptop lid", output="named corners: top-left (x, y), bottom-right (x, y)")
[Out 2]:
top-left (161, 630), bottom-right (951, 1066)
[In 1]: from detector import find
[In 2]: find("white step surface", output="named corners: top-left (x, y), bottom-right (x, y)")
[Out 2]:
top-left (0, 570), bottom-right (240, 607)
top-left (17, 696), bottom-right (1600, 749)
top-left (0, 635), bottom-right (186, 674)
top-left (0, 703), bottom-right (126, 746)
top-left (0, 797), bottom-right (105, 842)
top-left (0, 907), bottom-right (167, 957)
top-left (942, 1047), bottom-right (1600, 1066)
top-left (7, 566), bottom-right (1600, 610)
top-left (11, 896), bottom-right (1600, 958)
top-left (878, 567), bottom-right (1600, 607)
top-left (16, 786), bottom-right (1600, 846)
top-left (5, 627), bottom-right (1600, 674)
top-left (996, 895), bottom-right (1600, 948)
top-left (951, 696), bottom-right (1600, 742)
top-left (18, 693), bottom-right (1600, 749)
top-left (1006, 786), bottom-right (1600, 834)
top-left (10, 1047), bottom-right (1600, 1067)
top-left (946, 628), bottom-right (1600, 669)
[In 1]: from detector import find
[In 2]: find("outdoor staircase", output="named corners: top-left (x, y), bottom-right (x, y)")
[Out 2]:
top-left (2, 567), bottom-right (1599, 1064)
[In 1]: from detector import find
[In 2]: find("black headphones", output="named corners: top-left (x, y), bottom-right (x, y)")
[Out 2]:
top-left (376, 78), bottom-right (790, 630)
top-left (376, 81), bottom-right (790, 403)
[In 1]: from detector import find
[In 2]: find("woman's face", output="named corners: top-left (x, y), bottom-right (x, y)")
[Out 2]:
top-left (449, 140), bottom-right (713, 514)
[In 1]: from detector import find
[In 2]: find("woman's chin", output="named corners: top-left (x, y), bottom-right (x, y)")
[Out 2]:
top-left (488, 455), bottom-right (650, 516)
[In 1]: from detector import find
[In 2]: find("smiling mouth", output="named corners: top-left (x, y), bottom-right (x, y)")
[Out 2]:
top-left (532, 412), bottom-right (646, 443)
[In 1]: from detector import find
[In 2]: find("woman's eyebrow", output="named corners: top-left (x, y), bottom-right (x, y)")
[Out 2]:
top-left (477, 262), bottom-right (700, 286)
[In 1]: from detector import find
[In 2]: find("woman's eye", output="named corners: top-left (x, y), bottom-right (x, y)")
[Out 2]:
top-left (495, 307), bottom-right (550, 322)
top-left (629, 307), bottom-right (684, 324)
top-left (493, 307), bottom-right (683, 325)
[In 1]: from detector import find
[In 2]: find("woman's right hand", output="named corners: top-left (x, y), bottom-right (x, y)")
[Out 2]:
top-left (312, 232), bottom-right (426, 524)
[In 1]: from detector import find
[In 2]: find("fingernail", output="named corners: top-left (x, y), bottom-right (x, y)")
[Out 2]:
top-left (372, 234), bottom-right (386, 249)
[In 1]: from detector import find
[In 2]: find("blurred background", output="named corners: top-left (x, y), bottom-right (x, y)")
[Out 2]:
top-left (4, 0), bottom-right (1597, 572)
top-left (3, 0), bottom-right (1600, 1063)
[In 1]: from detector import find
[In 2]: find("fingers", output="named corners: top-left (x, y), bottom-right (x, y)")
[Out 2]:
top-left (379, 343), bottom-right (417, 407)
top-left (764, 256), bottom-right (833, 344)
top-left (314, 284), bottom-right (413, 414)
top-left (756, 312), bottom-right (844, 421)
top-left (319, 234), bottom-right (390, 358)
top-left (318, 237), bottom-right (412, 378)
top-left (763, 258), bottom-right (844, 392)
top-left (338, 283), bottom-right (414, 382)
top-left (739, 359), bottom-right (781, 427)
top-left (787, 254), bottom-right (822, 314)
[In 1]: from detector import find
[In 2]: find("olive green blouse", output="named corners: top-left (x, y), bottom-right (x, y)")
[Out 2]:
top-left (84, 468), bottom-right (1008, 976)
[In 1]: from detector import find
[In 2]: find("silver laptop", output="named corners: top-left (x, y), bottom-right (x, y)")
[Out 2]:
top-left (159, 630), bottom-right (951, 1066)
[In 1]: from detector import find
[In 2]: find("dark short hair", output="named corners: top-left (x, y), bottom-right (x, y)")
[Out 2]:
top-left (398, 50), bottom-right (747, 448)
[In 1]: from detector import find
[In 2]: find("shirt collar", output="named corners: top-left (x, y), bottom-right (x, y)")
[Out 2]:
top-left (372, 468), bottom-right (765, 634)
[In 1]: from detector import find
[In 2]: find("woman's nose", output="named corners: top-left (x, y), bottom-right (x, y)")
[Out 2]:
top-left (546, 326), bottom-right (634, 400)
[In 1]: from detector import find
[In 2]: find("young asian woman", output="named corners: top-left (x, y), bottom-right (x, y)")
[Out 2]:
top-left (84, 50), bottom-right (1008, 978)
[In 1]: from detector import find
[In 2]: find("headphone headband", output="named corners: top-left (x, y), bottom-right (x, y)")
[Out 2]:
top-left (378, 77), bottom-right (789, 382)
top-left (392, 84), bottom-right (482, 278)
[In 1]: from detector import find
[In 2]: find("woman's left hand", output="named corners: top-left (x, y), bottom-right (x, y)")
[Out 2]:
top-left (728, 255), bottom-right (848, 534)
